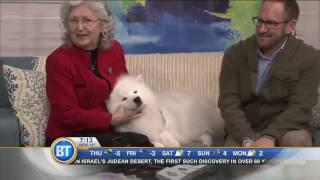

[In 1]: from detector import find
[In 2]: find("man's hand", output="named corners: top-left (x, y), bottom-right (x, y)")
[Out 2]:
top-left (255, 135), bottom-right (275, 147)
top-left (111, 106), bottom-right (143, 126)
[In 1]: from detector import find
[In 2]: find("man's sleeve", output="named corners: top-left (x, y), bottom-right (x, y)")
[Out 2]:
top-left (218, 48), bottom-right (256, 144)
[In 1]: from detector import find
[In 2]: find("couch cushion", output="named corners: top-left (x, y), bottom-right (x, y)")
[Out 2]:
top-left (125, 52), bottom-right (224, 105)
top-left (0, 108), bottom-right (20, 146)
top-left (2, 64), bottom-right (49, 146)
top-left (0, 57), bottom-right (38, 107)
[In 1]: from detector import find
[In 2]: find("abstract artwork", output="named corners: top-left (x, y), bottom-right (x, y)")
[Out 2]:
top-left (108, 0), bottom-right (261, 54)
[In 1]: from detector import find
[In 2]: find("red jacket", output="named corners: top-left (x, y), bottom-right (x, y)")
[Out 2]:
top-left (46, 41), bottom-right (128, 139)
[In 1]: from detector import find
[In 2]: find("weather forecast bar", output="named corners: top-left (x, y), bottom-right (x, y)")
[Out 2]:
top-left (77, 147), bottom-right (274, 159)
top-left (50, 137), bottom-right (320, 165)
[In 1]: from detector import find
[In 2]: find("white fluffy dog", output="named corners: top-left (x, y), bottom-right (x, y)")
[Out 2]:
top-left (107, 75), bottom-right (224, 147)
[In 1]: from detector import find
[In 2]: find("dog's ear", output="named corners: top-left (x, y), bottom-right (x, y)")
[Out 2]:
top-left (136, 74), bottom-right (144, 82)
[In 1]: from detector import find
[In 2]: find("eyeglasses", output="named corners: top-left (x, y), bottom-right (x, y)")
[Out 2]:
top-left (252, 16), bottom-right (290, 29)
top-left (68, 17), bottom-right (100, 26)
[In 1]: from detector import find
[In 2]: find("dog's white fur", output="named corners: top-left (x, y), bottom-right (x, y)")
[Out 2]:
top-left (107, 75), bottom-right (224, 147)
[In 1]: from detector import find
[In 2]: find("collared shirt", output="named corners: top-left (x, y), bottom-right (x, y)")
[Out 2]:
top-left (256, 38), bottom-right (287, 94)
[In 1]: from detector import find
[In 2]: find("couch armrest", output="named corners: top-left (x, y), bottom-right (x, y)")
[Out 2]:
top-left (0, 108), bottom-right (19, 146)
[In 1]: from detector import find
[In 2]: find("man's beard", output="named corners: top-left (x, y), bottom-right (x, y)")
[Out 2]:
top-left (256, 32), bottom-right (287, 53)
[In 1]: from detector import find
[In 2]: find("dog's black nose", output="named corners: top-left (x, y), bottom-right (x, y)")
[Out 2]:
top-left (133, 96), bottom-right (142, 106)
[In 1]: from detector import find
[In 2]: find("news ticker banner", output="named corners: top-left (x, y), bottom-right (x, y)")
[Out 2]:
top-left (50, 137), bottom-right (320, 165)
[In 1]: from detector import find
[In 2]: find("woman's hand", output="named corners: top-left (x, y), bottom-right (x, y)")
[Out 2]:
top-left (111, 106), bottom-right (142, 126)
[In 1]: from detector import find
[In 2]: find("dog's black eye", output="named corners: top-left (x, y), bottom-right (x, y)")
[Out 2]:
top-left (133, 91), bottom-right (138, 94)
top-left (121, 97), bottom-right (127, 101)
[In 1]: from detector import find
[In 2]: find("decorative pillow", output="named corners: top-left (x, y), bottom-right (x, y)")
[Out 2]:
top-left (2, 64), bottom-right (49, 146)
top-left (311, 93), bottom-right (320, 129)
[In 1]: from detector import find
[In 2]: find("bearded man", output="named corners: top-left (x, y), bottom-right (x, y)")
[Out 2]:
top-left (219, 0), bottom-right (320, 147)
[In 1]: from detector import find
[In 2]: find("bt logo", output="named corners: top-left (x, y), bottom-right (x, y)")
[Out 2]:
top-left (51, 138), bottom-right (77, 164)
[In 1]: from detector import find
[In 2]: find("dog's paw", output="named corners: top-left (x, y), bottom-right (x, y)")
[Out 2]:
top-left (160, 131), bottom-right (181, 147)
top-left (152, 141), bottom-right (165, 147)
top-left (198, 133), bottom-right (213, 146)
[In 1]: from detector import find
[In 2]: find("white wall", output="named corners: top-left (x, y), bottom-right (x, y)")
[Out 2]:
top-left (0, 2), bottom-right (61, 56)
top-left (297, 1), bottom-right (320, 49)
top-left (0, 1), bottom-right (319, 56)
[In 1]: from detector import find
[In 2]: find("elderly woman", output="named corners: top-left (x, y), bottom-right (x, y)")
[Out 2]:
top-left (45, 0), bottom-right (151, 147)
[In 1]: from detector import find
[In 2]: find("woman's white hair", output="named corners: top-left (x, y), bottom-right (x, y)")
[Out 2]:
top-left (60, 0), bottom-right (115, 49)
